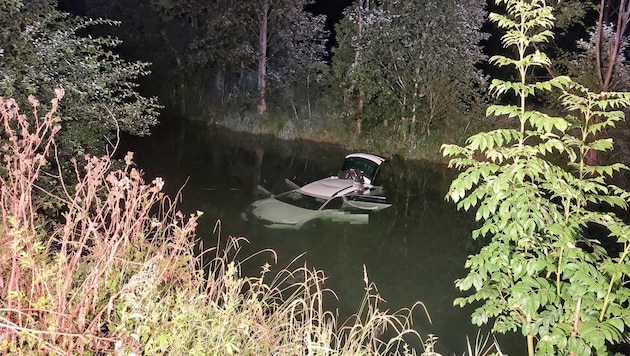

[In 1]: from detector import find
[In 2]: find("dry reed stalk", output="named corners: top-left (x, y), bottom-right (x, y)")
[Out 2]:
top-left (1, 90), bottom-right (62, 346)
top-left (0, 92), bottom-right (201, 354)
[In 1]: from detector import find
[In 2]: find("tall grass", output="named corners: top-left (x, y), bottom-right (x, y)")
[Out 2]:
top-left (0, 91), bottom-right (437, 355)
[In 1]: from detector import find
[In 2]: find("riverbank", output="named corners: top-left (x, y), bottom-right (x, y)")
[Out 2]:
top-left (184, 109), bottom-right (459, 165)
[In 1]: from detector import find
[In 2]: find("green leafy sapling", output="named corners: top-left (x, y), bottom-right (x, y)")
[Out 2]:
top-left (442, 0), bottom-right (630, 355)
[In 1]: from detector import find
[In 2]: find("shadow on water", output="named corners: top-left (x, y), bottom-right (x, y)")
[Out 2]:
top-left (120, 120), bottom-right (522, 355)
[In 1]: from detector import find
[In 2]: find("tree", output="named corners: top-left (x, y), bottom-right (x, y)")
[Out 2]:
top-left (443, 0), bottom-right (630, 354)
top-left (332, 0), bottom-right (487, 142)
top-left (345, 0), bottom-right (369, 134)
top-left (541, 1), bottom-right (630, 166)
top-left (239, 0), bottom-right (328, 116)
top-left (0, 0), bottom-right (160, 156)
top-left (257, 0), bottom-right (270, 115)
top-left (594, 0), bottom-right (630, 92)
top-left (535, 1), bottom-right (630, 93)
top-left (586, 0), bottom-right (630, 166)
top-left (150, 0), bottom-right (326, 117)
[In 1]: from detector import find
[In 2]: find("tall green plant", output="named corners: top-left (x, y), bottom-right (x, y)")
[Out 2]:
top-left (442, 0), bottom-right (630, 354)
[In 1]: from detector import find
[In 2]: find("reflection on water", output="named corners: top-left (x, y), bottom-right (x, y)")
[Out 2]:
top-left (121, 120), bottom-right (521, 355)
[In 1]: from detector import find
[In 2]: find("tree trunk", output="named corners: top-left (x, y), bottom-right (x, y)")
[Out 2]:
top-left (353, 0), bottom-right (368, 135)
top-left (214, 68), bottom-right (225, 106)
top-left (427, 89), bottom-right (438, 137)
top-left (589, 0), bottom-right (630, 166)
top-left (257, 0), bottom-right (269, 116)
top-left (357, 95), bottom-right (363, 134)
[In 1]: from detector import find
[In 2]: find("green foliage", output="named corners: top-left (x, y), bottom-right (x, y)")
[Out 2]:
top-left (149, 0), bottom-right (327, 114)
top-left (0, 0), bottom-right (160, 155)
top-left (443, 0), bottom-right (630, 354)
top-left (568, 24), bottom-right (630, 93)
top-left (551, 0), bottom-right (589, 32)
top-left (540, 1), bottom-right (630, 94)
top-left (332, 0), bottom-right (487, 142)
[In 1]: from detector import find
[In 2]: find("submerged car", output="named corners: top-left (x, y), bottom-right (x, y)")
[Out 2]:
top-left (241, 153), bottom-right (391, 229)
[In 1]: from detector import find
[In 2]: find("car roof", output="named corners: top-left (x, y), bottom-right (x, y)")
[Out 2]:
top-left (299, 177), bottom-right (354, 198)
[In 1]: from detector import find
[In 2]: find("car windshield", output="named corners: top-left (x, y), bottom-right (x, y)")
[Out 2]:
top-left (275, 190), bottom-right (327, 210)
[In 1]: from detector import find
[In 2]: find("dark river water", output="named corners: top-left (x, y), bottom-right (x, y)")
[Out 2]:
top-left (121, 120), bottom-right (522, 355)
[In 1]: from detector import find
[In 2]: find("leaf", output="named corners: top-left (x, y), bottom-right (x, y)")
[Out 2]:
top-left (588, 138), bottom-right (614, 152)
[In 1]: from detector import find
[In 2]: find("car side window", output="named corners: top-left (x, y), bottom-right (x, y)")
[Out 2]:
top-left (323, 197), bottom-right (343, 210)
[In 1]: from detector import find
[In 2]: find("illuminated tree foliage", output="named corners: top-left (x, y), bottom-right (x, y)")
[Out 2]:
top-left (0, 0), bottom-right (160, 155)
top-left (150, 0), bottom-right (327, 116)
top-left (332, 0), bottom-right (487, 141)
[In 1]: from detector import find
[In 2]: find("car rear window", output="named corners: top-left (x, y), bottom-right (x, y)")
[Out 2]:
top-left (342, 157), bottom-right (378, 181)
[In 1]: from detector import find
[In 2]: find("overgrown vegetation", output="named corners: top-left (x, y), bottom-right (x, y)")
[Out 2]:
top-left (63, 0), bottom-right (488, 160)
top-left (146, 0), bottom-right (327, 118)
top-left (51, 1), bottom-right (630, 165)
top-left (0, 92), bottom-right (448, 354)
top-left (444, 0), bottom-right (630, 354)
top-left (9, 0), bottom-right (630, 353)
top-left (332, 0), bottom-right (487, 145)
top-left (0, 0), bottom-right (160, 157)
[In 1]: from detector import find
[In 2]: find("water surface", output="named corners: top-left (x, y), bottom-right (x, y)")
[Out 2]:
top-left (122, 120), bottom-right (521, 354)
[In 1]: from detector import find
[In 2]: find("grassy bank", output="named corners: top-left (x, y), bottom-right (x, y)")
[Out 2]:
top-left (192, 103), bottom-right (474, 164)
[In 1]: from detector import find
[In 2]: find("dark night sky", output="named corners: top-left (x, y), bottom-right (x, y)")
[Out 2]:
top-left (310, 0), bottom-right (355, 31)
top-left (312, 0), bottom-right (354, 19)
top-left (310, 0), bottom-right (355, 56)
